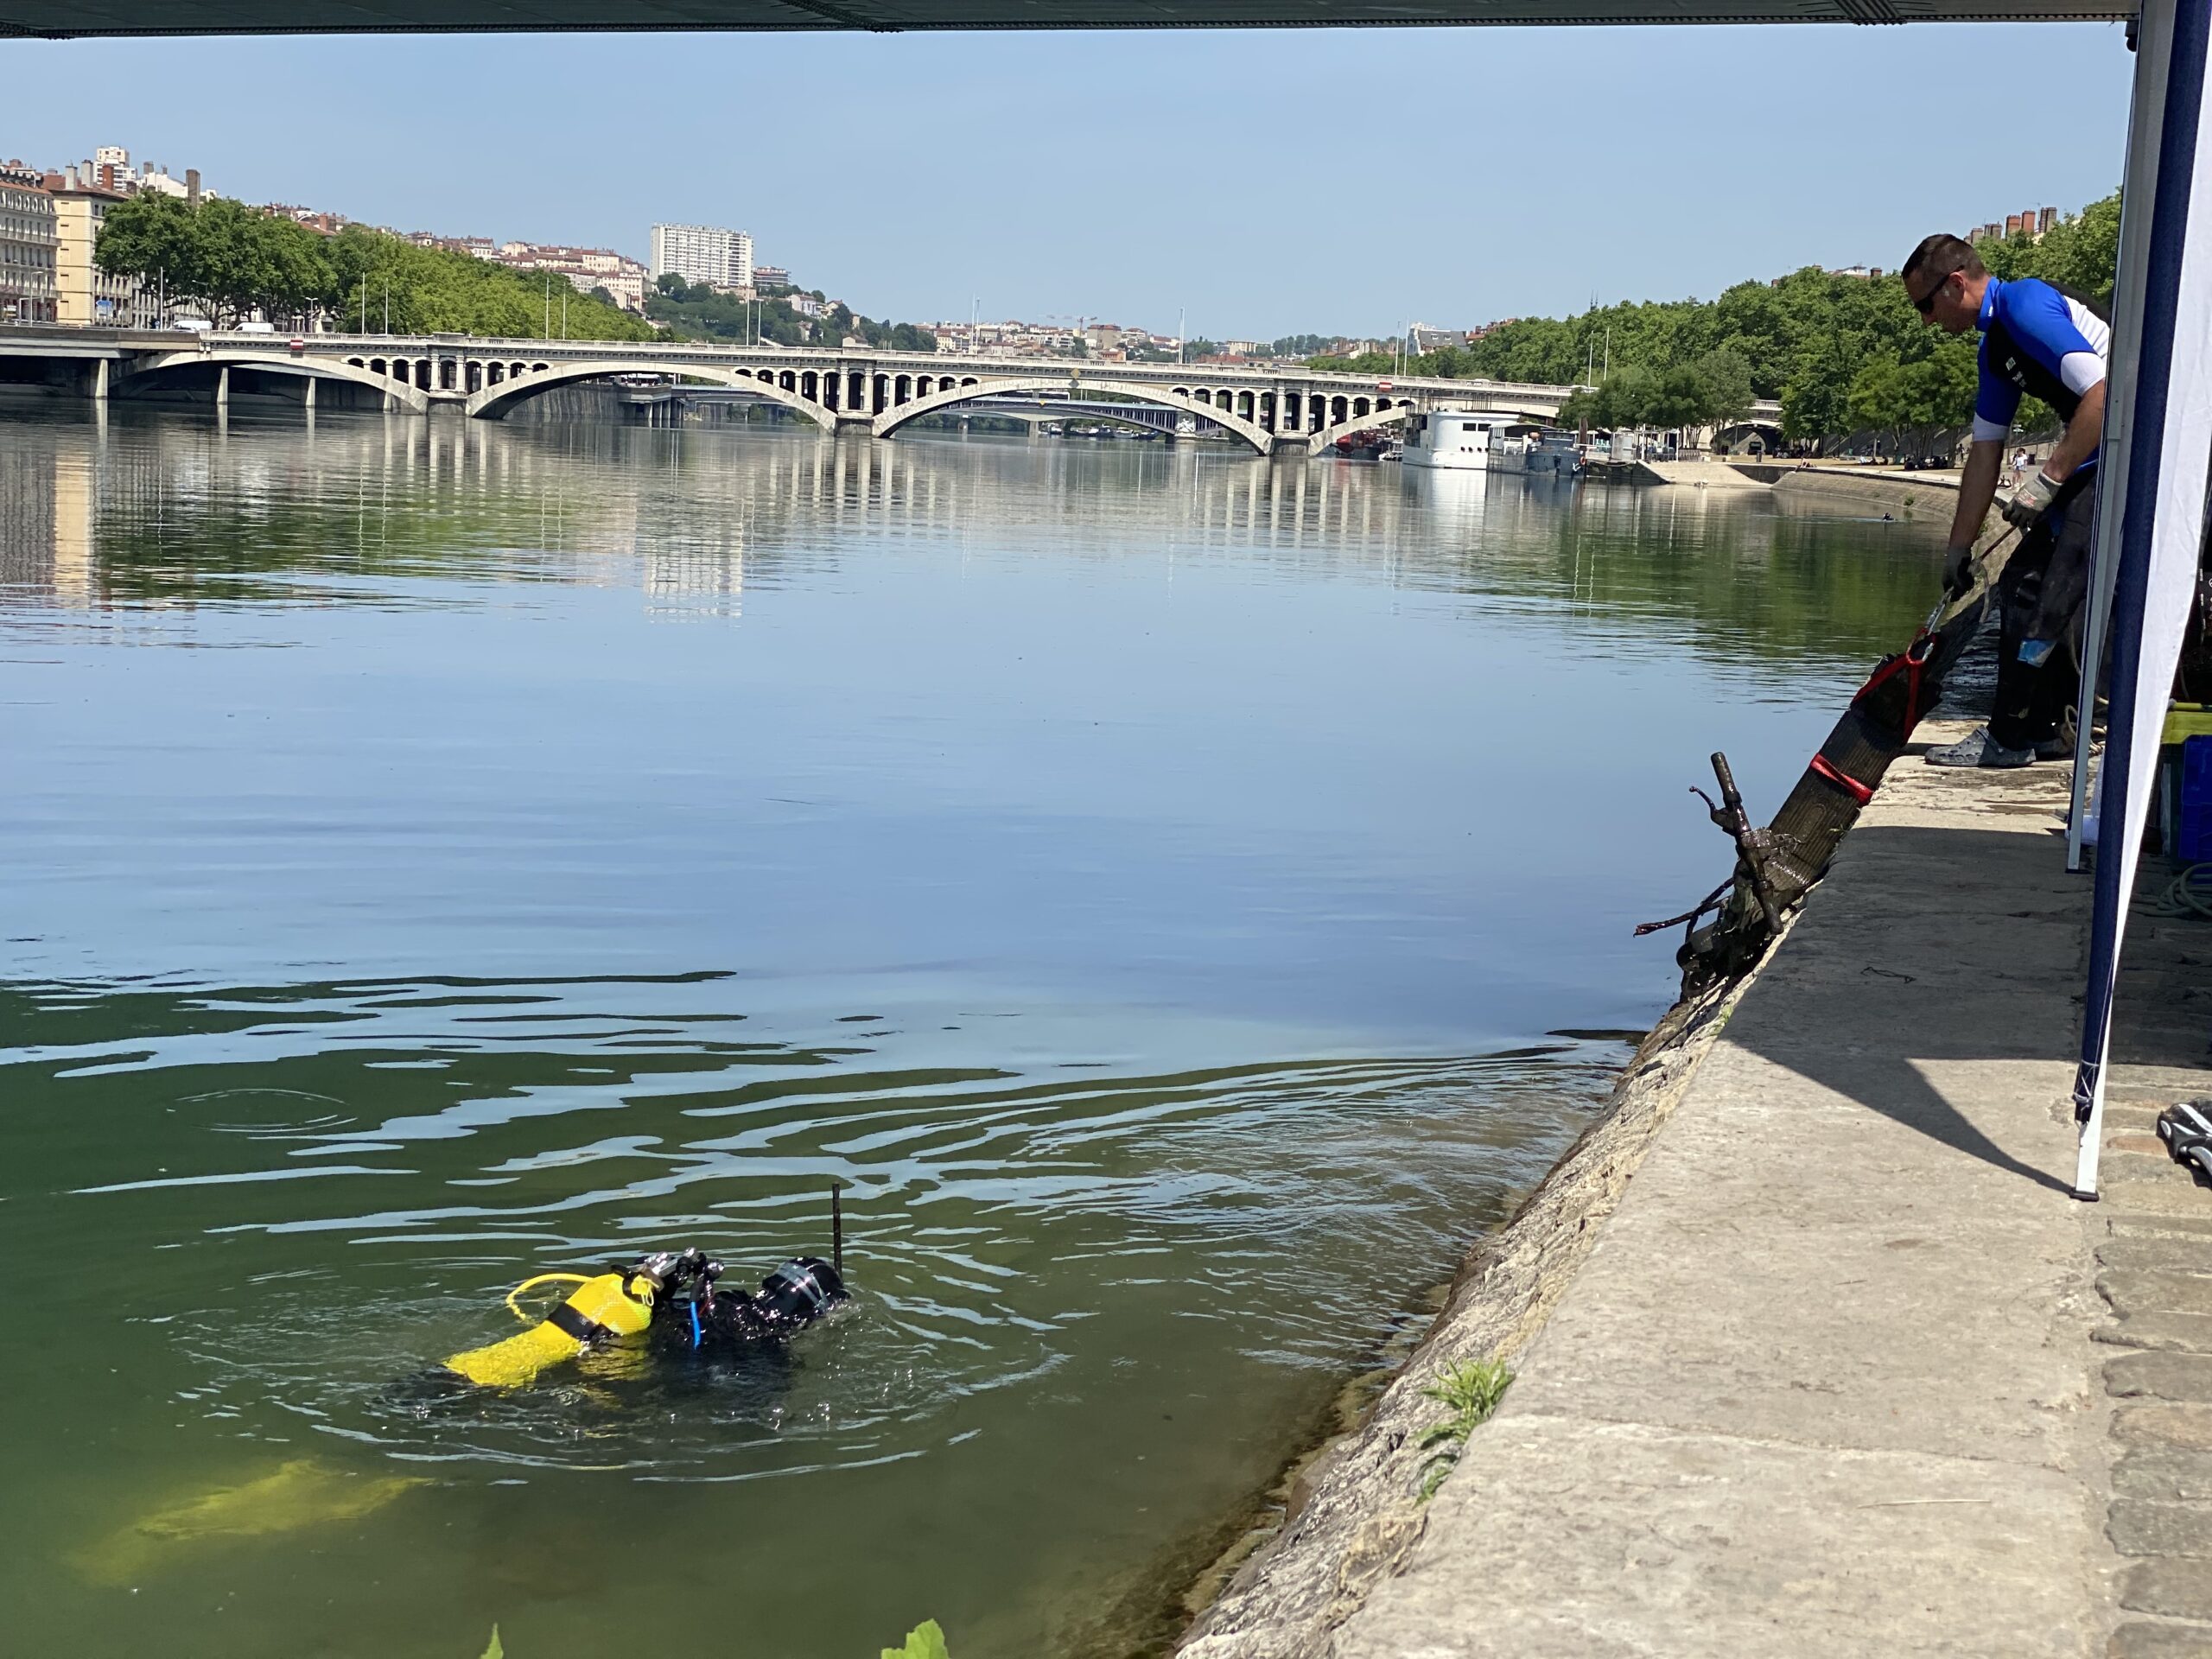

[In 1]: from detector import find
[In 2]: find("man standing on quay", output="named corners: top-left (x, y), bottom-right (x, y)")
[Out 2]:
top-left (1901, 233), bottom-right (2110, 768)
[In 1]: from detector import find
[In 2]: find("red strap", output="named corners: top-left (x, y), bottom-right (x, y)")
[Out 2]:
top-left (1810, 753), bottom-right (1875, 804)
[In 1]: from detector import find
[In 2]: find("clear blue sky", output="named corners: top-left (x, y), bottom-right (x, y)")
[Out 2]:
top-left (3, 22), bottom-right (2133, 340)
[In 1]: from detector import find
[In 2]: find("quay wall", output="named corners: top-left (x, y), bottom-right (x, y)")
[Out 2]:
top-left (1179, 724), bottom-right (2142, 1658)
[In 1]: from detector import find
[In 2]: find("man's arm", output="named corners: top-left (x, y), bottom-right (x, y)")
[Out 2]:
top-left (2042, 378), bottom-right (2107, 484)
top-left (1949, 439), bottom-right (2005, 549)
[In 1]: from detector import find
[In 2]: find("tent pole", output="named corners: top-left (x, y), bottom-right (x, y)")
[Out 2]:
top-left (2069, 10), bottom-right (2177, 873)
top-left (2074, 0), bottom-right (2212, 1200)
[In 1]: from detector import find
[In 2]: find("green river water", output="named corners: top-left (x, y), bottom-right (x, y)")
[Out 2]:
top-left (0, 410), bottom-right (1945, 1659)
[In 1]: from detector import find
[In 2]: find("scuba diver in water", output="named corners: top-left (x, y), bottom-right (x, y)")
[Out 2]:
top-left (429, 1185), bottom-right (850, 1396)
top-left (435, 1246), bottom-right (849, 1391)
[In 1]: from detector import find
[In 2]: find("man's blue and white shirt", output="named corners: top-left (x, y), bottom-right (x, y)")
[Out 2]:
top-left (1972, 275), bottom-right (2111, 462)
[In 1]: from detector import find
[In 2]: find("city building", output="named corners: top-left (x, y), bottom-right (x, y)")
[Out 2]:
top-left (753, 264), bottom-right (790, 289)
top-left (493, 240), bottom-right (651, 312)
top-left (84, 146), bottom-right (197, 201)
top-left (403, 229), bottom-right (496, 257)
top-left (1967, 207), bottom-right (2065, 245)
top-left (0, 162), bottom-right (57, 323)
top-left (650, 222), bottom-right (753, 291)
top-left (267, 203), bottom-right (348, 235)
top-left (43, 165), bottom-right (159, 327)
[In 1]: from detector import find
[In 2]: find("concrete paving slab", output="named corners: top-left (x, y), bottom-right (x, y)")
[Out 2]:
top-left (1332, 1418), bottom-right (2094, 1659)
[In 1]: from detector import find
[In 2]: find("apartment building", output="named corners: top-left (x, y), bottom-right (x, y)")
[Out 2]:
top-left (497, 242), bottom-right (651, 311)
top-left (650, 222), bottom-right (753, 291)
top-left (45, 166), bottom-right (159, 327)
top-left (0, 162), bottom-right (57, 323)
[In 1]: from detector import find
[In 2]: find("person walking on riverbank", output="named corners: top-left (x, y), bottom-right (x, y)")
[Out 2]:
top-left (1901, 233), bottom-right (2109, 769)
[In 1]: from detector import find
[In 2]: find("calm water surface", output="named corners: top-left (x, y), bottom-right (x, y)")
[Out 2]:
top-left (0, 411), bottom-right (1943, 1658)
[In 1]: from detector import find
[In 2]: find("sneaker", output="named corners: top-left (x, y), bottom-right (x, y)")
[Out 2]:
top-left (1923, 728), bottom-right (2035, 768)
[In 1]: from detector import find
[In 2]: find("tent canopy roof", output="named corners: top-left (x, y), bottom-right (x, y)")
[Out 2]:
top-left (0, 0), bottom-right (2134, 40)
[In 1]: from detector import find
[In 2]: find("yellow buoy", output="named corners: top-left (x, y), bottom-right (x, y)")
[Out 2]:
top-left (441, 1270), bottom-right (658, 1389)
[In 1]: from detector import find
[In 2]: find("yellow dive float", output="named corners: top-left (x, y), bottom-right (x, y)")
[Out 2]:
top-left (440, 1266), bottom-right (664, 1389)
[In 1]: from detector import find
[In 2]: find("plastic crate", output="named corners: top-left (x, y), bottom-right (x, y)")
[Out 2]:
top-left (2179, 735), bottom-right (2212, 863)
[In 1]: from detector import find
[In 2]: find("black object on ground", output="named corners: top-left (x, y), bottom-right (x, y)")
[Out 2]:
top-left (1643, 524), bottom-right (2023, 992)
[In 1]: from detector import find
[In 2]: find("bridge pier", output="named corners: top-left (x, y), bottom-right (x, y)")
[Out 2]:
top-left (214, 365), bottom-right (229, 412)
top-left (90, 359), bottom-right (107, 403)
top-left (1268, 434), bottom-right (1312, 459)
top-left (834, 414), bottom-right (874, 436)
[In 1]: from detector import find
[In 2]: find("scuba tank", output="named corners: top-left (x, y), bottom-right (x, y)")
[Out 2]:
top-left (440, 1257), bottom-right (675, 1389)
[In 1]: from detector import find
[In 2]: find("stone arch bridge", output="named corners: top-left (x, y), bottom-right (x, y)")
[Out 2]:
top-left (0, 328), bottom-right (1780, 455)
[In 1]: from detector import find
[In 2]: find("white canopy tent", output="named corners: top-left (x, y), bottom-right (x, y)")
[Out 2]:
top-left (2071, 0), bottom-right (2212, 1198)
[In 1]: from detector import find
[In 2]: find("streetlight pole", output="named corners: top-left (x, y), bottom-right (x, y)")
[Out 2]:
top-left (1179, 306), bottom-right (1185, 366)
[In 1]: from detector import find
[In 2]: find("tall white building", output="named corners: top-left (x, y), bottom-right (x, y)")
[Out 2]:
top-left (649, 222), bottom-right (753, 291)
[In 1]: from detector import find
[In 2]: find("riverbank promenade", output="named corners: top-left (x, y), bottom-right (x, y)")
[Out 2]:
top-left (1325, 729), bottom-right (2212, 1656)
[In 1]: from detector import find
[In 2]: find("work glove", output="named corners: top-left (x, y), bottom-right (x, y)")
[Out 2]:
top-left (2003, 469), bottom-right (2061, 528)
top-left (1942, 543), bottom-right (1976, 598)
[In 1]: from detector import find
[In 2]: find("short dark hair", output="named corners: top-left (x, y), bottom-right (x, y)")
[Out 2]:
top-left (1902, 234), bottom-right (1986, 288)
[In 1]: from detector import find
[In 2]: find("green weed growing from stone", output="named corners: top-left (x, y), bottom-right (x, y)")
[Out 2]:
top-left (883, 1619), bottom-right (952, 1659)
top-left (1416, 1359), bottom-right (1512, 1502)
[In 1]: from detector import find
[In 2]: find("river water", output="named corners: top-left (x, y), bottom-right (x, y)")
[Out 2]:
top-left (0, 410), bottom-right (1942, 1659)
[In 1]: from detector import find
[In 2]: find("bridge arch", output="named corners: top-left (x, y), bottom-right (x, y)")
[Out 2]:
top-left (1302, 401), bottom-right (1554, 454)
top-left (873, 376), bottom-right (1273, 453)
top-left (464, 359), bottom-right (836, 428)
top-left (127, 349), bottom-right (431, 414)
top-left (1304, 400), bottom-right (1417, 454)
top-left (1711, 419), bottom-right (1786, 456)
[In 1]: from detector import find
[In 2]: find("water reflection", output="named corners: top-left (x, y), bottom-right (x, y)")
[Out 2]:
top-left (0, 411), bottom-right (1937, 680)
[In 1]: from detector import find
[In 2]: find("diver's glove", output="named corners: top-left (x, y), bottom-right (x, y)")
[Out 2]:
top-left (1942, 543), bottom-right (1976, 598)
top-left (2003, 469), bottom-right (2061, 528)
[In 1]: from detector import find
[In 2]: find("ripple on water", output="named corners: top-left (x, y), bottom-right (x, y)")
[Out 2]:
top-left (7, 972), bottom-right (1618, 1487)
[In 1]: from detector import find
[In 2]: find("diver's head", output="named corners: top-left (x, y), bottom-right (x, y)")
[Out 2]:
top-left (755, 1257), bottom-right (845, 1327)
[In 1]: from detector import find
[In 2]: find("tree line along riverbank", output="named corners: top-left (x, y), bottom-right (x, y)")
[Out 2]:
top-left (1311, 191), bottom-right (2120, 455)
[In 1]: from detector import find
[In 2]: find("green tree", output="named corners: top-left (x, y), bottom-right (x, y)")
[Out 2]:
top-left (102, 203), bottom-right (652, 340)
top-left (1440, 191), bottom-right (2119, 447)
top-left (1846, 337), bottom-right (1978, 458)
top-left (97, 194), bottom-right (334, 327)
top-left (92, 192), bottom-right (201, 307)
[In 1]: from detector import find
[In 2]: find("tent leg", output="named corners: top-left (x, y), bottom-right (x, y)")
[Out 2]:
top-left (2074, 1072), bottom-right (2108, 1200)
top-left (2069, 15), bottom-right (2177, 872)
top-left (2073, 0), bottom-right (2212, 1201)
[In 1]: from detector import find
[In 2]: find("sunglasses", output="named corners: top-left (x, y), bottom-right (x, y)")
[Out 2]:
top-left (1910, 274), bottom-right (1951, 316)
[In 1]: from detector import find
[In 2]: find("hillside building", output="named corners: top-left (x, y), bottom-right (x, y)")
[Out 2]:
top-left (650, 222), bottom-right (753, 291)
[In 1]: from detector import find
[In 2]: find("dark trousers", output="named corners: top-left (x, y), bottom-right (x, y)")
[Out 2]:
top-left (1990, 474), bottom-right (2099, 751)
